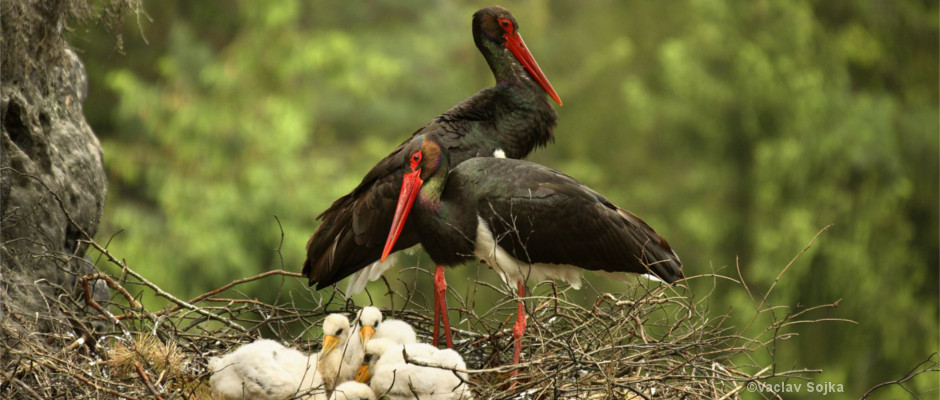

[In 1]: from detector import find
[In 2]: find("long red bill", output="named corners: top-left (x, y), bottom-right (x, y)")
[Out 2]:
top-left (504, 32), bottom-right (562, 106)
top-left (381, 169), bottom-right (423, 262)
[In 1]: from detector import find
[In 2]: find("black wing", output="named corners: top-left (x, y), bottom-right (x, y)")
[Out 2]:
top-left (453, 158), bottom-right (683, 283)
top-left (302, 137), bottom-right (422, 289)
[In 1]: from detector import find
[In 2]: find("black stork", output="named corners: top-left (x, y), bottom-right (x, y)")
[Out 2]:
top-left (379, 136), bottom-right (684, 366)
top-left (303, 6), bottom-right (562, 349)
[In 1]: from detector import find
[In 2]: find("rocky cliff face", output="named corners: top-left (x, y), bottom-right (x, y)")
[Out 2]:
top-left (1, 1), bottom-right (111, 341)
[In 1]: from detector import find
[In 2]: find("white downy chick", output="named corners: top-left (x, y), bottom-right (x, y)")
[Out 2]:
top-left (355, 320), bottom-right (417, 384)
top-left (356, 338), bottom-right (398, 383)
top-left (374, 319), bottom-right (417, 346)
top-left (336, 307), bottom-right (381, 385)
top-left (329, 381), bottom-right (377, 400)
top-left (319, 313), bottom-right (352, 390)
top-left (208, 339), bottom-right (326, 400)
top-left (369, 342), bottom-right (473, 399)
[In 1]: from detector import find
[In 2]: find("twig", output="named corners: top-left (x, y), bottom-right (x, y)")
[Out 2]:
top-left (81, 274), bottom-right (130, 338)
top-left (134, 361), bottom-right (165, 400)
top-left (81, 239), bottom-right (248, 333)
top-left (757, 224), bottom-right (832, 313)
top-left (861, 353), bottom-right (940, 399)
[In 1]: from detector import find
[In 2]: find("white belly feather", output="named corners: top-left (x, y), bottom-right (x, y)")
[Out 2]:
top-left (473, 216), bottom-right (583, 289)
top-left (344, 246), bottom-right (420, 297)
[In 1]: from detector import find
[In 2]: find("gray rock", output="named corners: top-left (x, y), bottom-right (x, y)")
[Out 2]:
top-left (1, 22), bottom-right (109, 339)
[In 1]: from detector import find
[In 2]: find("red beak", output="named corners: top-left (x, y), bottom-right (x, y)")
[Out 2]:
top-left (504, 32), bottom-right (562, 106)
top-left (381, 169), bottom-right (424, 261)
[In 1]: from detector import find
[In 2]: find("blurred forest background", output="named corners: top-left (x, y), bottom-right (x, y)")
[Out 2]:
top-left (71, 0), bottom-right (937, 398)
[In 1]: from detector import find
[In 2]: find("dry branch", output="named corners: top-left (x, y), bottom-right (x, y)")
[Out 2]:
top-left (0, 231), bottom-right (894, 399)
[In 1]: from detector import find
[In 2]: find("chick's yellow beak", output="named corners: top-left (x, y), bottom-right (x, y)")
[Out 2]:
top-left (355, 364), bottom-right (371, 383)
top-left (322, 335), bottom-right (339, 355)
top-left (360, 325), bottom-right (376, 347)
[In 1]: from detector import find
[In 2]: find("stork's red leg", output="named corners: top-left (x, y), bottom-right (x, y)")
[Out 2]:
top-left (512, 280), bottom-right (527, 365)
top-left (432, 265), bottom-right (454, 348)
top-left (432, 286), bottom-right (442, 347)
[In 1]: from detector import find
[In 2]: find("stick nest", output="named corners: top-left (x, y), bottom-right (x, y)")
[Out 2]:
top-left (1, 237), bottom-right (848, 399)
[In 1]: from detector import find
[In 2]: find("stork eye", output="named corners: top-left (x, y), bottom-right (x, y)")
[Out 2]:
top-left (336, 328), bottom-right (344, 335)
top-left (498, 18), bottom-right (513, 33)
top-left (409, 151), bottom-right (423, 169)
top-left (364, 354), bottom-right (374, 362)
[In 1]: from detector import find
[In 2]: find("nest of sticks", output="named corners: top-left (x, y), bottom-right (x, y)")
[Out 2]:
top-left (1, 237), bottom-right (849, 400)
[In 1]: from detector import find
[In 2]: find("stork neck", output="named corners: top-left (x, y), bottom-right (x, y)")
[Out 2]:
top-left (412, 166), bottom-right (478, 267)
top-left (480, 40), bottom-right (538, 88)
top-left (417, 173), bottom-right (446, 210)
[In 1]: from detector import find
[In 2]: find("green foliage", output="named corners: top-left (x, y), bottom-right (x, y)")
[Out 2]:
top-left (75, 0), bottom-right (937, 398)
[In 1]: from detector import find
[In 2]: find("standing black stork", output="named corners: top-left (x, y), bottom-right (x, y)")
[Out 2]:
top-left (379, 136), bottom-right (683, 367)
top-left (303, 6), bottom-right (562, 349)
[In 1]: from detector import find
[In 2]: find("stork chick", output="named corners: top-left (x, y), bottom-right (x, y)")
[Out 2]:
top-left (208, 339), bottom-right (326, 400)
top-left (374, 319), bottom-right (417, 346)
top-left (318, 313), bottom-right (352, 389)
top-left (366, 341), bottom-right (472, 399)
top-left (339, 307), bottom-right (383, 386)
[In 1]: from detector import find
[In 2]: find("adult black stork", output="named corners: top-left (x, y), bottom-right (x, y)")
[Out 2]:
top-left (379, 136), bottom-right (683, 366)
top-left (303, 6), bottom-right (562, 349)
